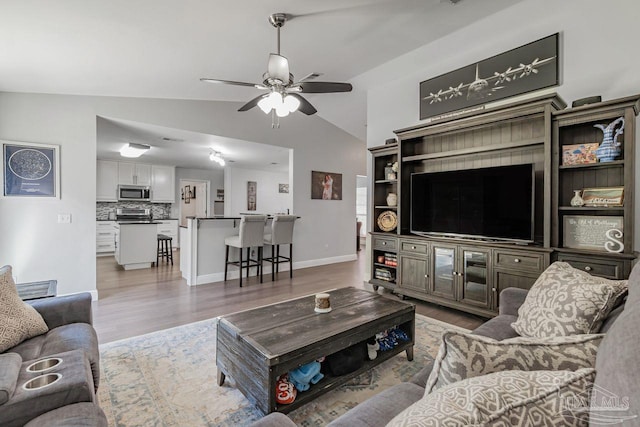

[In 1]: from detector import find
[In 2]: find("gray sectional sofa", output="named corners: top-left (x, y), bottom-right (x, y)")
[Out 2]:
top-left (253, 263), bottom-right (640, 426)
top-left (0, 293), bottom-right (107, 426)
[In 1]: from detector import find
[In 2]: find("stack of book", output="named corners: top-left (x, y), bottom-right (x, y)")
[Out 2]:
top-left (384, 253), bottom-right (397, 267)
top-left (374, 268), bottom-right (395, 282)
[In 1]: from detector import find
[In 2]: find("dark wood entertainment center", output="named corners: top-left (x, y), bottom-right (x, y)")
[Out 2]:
top-left (369, 93), bottom-right (639, 318)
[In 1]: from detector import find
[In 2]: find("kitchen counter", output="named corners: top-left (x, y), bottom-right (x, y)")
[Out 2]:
top-left (114, 222), bottom-right (158, 270)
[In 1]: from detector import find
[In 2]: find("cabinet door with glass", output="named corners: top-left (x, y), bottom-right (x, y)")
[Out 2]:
top-left (458, 248), bottom-right (491, 309)
top-left (430, 244), bottom-right (457, 300)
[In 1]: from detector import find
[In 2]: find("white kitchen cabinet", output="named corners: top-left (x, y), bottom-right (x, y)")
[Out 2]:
top-left (96, 160), bottom-right (118, 201)
top-left (157, 219), bottom-right (179, 248)
top-left (115, 223), bottom-right (157, 270)
top-left (118, 162), bottom-right (151, 186)
top-left (96, 221), bottom-right (117, 254)
top-left (151, 165), bottom-right (175, 203)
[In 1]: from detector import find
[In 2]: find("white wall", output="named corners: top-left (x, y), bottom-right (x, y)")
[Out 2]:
top-left (362, 0), bottom-right (640, 245)
top-left (0, 93), bottom-right (365, 297)
top-left (224, 167), bottom-right (290, 216)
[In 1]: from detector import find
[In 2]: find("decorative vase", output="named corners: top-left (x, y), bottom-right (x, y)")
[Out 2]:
top-left (386, 193), bottom-right (397, 207)
top-left (384, 163), bottom-right (396, 180)
top-left (570, 190), bottom-right (584, 207)
top-left (594, 117), bottom-right (624, 162)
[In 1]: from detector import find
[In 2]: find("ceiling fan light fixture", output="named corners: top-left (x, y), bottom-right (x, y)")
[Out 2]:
top-left (276, 103), bottom-right (290, 117)
top-left (258, 97), bottom-right (272, 114)
top-left (120, 142), bottom-right (150, 158)
top-left (283, 94), bottom-right (300, 113)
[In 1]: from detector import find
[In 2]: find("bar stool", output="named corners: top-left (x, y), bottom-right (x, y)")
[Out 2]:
top-left (157, 234), bottom-right (173, 265)
top-left (224, 215), bottom-right (267, 287)
top-left (263, 215), bottom-right (296, 281)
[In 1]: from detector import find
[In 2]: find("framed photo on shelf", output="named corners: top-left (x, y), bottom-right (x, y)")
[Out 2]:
top-left (2, 140), bottom-right (60, 198)
top-left (562, 143), bottom-right (599, 165)
top-left (581, 187), bottom-right (624, 207)
top-left (563, 215), bottom-right (624, 252)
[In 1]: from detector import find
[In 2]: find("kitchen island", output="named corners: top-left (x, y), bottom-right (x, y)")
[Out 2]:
top-left (180, 216), bottom-right (297, 286)
top-left (115, 222), bottom-right (159, 270)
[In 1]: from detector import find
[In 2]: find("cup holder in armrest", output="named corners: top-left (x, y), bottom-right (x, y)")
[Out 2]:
top-left (26, 358), bottom-right (63, 373)
top-left (22, 373), bottom-right (62, 391)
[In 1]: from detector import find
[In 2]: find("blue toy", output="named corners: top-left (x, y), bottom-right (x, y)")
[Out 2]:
top-left (288, 361), bottom-right (324, 392)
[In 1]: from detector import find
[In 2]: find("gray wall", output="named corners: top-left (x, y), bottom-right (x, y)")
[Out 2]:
top-left (0, 93), bottom-right (365, 296)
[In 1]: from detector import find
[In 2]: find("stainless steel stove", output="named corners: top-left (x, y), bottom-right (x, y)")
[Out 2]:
top-left (116, 208), bottom-right (153, 223)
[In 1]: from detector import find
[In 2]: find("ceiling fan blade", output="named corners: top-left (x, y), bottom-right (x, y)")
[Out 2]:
top-left (200, 78), bottom-right (265, 89)
top-left (238, 94), bottom-right (268, 112)
top-left (296, 72), bottom-right (322, 83)
top-left (289, 94), bottom-right (317, 115)
top-left (297, 81), bottom-right (353, 93)
top-left (268, 54), bottom-right (290, 83)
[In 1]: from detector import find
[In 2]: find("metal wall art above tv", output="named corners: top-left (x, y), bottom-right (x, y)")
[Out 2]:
top-left (410, 164), bottom-right (535, 243)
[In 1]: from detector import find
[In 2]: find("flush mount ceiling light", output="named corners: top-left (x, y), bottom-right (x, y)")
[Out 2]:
top-left (120, 143), bottom-right (150, 158)
top-left (200, 13), bottom-right (352, 128)
top-left (209, 151), bottom-right (225, 167)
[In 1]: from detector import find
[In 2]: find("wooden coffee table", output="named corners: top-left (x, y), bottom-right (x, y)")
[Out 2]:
top-left (216, 287), bottom-right (415, 414)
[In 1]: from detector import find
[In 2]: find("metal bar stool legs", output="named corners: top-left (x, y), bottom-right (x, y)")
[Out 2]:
top-left (264, 215), bottom-right (296, 281)
top-left (224, 215), bottom-right (267, 287)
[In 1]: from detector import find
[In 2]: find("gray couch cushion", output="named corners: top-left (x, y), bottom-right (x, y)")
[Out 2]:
top-left (24, 402), bottom-right (107, 427)
top-left (0, 353), bottom-right (22, 405)
top-left (9, 323), bottom-right (99, 390)
top-left (326, 382), bottom-right (424, 427)
top-left (592, 263), bottom-right (640, 424)
top-left (472, 314), bottom-right (519, 340)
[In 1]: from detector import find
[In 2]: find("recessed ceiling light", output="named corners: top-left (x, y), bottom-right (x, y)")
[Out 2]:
top-left (120, 143), bottom-right (150, 158)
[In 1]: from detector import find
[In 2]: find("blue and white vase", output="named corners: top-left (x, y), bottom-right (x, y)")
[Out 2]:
top-left (594, 117), bottom-right (624, 162)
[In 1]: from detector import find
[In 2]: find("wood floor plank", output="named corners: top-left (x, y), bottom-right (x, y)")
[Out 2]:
top-left (93, 249), bottom-right (484, 343)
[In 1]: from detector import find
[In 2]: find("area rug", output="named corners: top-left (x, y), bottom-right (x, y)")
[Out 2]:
top-left (97, 314), bottom-right (468, 426)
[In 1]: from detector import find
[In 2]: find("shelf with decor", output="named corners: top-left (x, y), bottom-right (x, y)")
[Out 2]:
top-left (370, 144), bottom-right (399, 234)
top-left (551, 95), bottom-right (639, 278)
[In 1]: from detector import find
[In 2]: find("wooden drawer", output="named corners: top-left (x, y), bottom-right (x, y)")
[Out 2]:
top-left (399, 240), bottom-right (428, 255)
top-left (493, 250), bottom-right (545, 273)
top-left (556, 255), bottom-right (625, 280)
top-left (372, 236), bottom-right (397, 251)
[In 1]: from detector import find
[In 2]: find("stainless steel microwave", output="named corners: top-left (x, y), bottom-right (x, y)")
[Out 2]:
top-left (118, 185), bottom-right (151, 201)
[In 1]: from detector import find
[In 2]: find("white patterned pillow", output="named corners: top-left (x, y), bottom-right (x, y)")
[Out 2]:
top-left (388, 369), bottom-right (595, 427)
top-left (0, 266), bottom-right (48, 352)
top-left (425, 330), bottom-right (602, 393)
top-left (512, 262), bottom-right (627, 338)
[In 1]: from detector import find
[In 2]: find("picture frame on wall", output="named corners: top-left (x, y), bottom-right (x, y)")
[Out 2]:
top-left (279, 184), bottom-right (289, 194)
top-left (2, 140), bottom-right (60, 198)
top-left (247, 181), bottom-right (257, 211)
top-left (419, 33), bottom-right (559, 120)
top-left (311, 171), bottom-right (342, 200)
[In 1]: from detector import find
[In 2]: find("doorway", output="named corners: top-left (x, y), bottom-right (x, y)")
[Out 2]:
top-left (356, 175), bottom-right (368, 251)
top-left (179, 179), bottom-right (210, 226)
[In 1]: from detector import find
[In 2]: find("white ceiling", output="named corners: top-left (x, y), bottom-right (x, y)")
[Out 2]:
top-left (1, 0), bottom-right (522, 166)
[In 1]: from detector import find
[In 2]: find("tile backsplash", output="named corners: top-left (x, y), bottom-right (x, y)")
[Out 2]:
top-left (97, 202), bottom-right (172, 220)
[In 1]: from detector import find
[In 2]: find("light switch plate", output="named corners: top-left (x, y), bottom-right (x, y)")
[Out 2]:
top-left (58, 213), bottom-right (71, 224)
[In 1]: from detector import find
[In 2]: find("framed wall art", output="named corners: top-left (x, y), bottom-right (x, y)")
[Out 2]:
top-left (419, 33), bottom-right (559, 120)
top-left (2, 140), bottom-right (60, 198)
top-left (563, 215), bottom-right (623, 252)
top-left (247, 181), bottom-right (257, 211)
top-left (279, 183), bottom-right (289, 193)
top-left (311, 171), bottom-right (342, 200)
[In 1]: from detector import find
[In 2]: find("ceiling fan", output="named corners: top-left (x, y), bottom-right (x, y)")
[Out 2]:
top-left (200, 13), bottom-right (353, 127)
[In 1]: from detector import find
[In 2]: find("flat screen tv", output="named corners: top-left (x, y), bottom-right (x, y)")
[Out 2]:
top-left (410, 164), bottom-right (535, 242)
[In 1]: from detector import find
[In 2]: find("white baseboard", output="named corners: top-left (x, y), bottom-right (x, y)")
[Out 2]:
top-left (191, 254), bottom-right (358, 286)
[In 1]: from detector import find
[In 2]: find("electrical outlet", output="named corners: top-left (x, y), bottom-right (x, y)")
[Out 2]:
top-left (57, 213), bottom-right (71, 224)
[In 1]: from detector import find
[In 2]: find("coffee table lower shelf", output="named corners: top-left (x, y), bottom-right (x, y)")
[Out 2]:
top-left (272, 341), bottom-right (413, 414)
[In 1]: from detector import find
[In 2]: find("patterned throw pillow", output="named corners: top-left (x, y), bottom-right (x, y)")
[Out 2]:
top-left (0, 265), bottom-right (48, 352)
top-left (425, 330), bottom-right (602, 393)
top-left (388, 369), bottom-right (595, 427)
top-left (512, 262), bottom-right (627, 338)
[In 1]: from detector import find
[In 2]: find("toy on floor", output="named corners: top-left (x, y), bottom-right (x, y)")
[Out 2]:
top-left (289, 361), bottom-right (324, 392)
top-left (376, 327), bottom-right (410, 351)
top-left (275, 374), bottom-right (297, 404)
top-left (366, 338), bottom-right (379, 360)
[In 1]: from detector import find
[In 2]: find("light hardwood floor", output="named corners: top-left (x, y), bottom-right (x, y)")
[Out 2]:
top-left (94, 249), bottom-right (485, 343)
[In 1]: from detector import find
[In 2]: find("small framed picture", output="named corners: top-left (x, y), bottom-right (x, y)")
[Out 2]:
top-left (2, 140), bottom-right (60, 198)
top-left (581, 187), bottom-right (624, 207)
top-left (562, 143), bottom-right (599, 166)
top-left (279, 184), bottom-right (289, 194)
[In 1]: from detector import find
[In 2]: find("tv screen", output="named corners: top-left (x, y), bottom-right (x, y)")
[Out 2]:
top-left (410, 164), bottom-right (534, 242)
